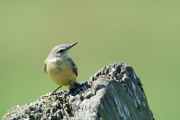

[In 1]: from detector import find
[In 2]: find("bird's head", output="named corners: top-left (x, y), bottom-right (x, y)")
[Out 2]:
top-left (47, 42), bottom-right (78, 60)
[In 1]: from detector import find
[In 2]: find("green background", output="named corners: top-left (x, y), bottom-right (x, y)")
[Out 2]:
top-left (0, 1), bottom-right (179, 119)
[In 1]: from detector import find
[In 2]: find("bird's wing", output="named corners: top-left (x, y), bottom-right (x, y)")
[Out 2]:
top-left (44, 63), bottom-right (47, 73)
top-left (68, 58), bottom-right (78, 76)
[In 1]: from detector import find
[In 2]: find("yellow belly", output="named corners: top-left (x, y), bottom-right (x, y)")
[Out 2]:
top-left (47, 61), bottom-right (76, 86)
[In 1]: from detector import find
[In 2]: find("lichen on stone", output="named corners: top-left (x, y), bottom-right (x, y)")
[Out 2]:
top-left (3, 62), bottom-right (154, 120)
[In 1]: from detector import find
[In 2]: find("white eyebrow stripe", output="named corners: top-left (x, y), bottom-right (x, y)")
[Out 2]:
top-left (58, 48), bottom-right (65, 51)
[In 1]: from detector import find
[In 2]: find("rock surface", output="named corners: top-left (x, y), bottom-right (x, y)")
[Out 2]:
top-left (3, 62), bottom-right (154, 120)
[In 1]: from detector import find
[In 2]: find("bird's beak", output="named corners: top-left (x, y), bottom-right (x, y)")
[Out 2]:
top-left (67, 42), bottom-right (78, 50)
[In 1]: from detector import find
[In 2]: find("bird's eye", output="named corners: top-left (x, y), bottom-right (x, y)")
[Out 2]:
top-left (57, 49), bottom-right (64, 53)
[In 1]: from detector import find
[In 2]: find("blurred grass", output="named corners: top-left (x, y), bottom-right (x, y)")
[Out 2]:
top-left (0, 1), bottom-right (180, 119)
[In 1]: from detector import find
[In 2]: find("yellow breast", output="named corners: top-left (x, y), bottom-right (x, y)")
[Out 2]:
top-left (47, 60), bottom-right (76, 86)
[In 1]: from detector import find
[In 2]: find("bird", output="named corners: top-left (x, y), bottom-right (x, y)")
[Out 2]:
top-left (44, 42), bottom-right (78, 95)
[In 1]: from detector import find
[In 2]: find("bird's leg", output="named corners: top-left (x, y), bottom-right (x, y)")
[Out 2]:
top-left (71, 81), bottom-right (80, 89)
top-left (68, 81), bottom-right (80, 95)
top-left (50, 86), bottom-right (62, 96)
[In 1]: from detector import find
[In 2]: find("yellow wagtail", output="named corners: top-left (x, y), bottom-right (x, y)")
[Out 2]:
top-left (44, 42), bottom-right (78, 95)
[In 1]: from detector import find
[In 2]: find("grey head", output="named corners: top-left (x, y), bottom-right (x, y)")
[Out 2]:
top-left (47, 42), bottom-right (78, 59)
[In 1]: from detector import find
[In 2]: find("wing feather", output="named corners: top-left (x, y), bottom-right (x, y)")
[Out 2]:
top-left (68, 58), bottom-right (78, 76)
top-left (44, 63), bottom-right (47, 73)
